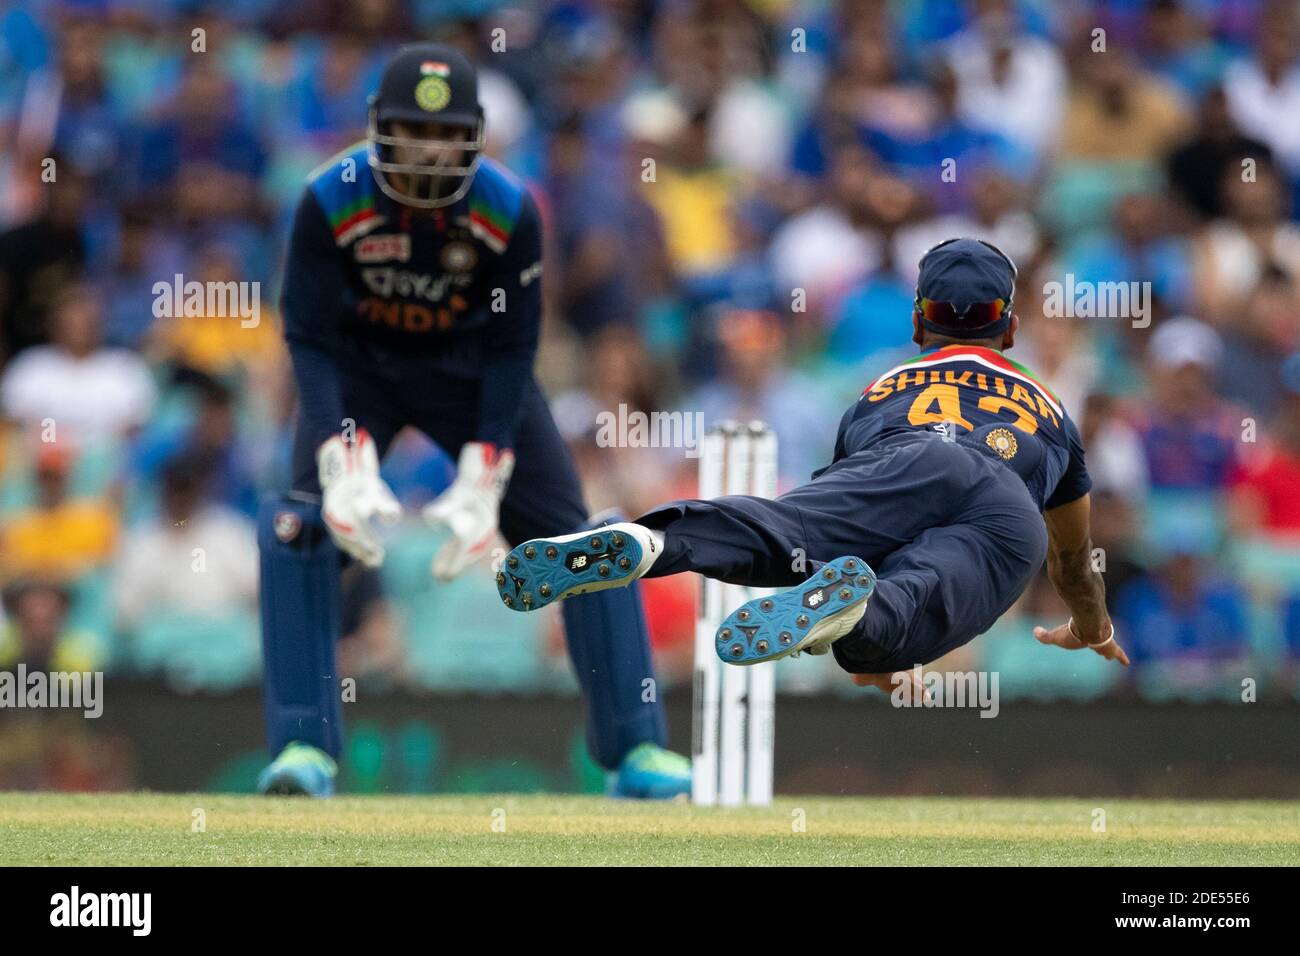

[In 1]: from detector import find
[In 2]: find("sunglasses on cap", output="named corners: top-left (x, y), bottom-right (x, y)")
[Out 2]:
top-left (914, 238), bottom-right (1018, 331)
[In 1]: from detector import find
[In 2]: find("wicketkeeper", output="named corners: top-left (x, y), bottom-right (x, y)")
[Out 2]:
top-left (257, 43), bottom-right (689, 798)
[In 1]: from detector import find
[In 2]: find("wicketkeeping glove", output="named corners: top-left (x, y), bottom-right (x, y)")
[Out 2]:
top-left (318, 429), bottom-right (403, 568)
top-left (423, 441), bottom-right (515, 581)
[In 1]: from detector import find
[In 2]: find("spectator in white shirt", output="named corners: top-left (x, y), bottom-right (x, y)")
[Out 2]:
top-left (944, 0), bottom-right (1067, 159)
top-left (1, 282), bottom-right (155, 443)
top-left (1193, 163), bottom-right (1300, 323)
top-left (1222, 10), bottom-right (1300, 178)
top-left (115, 453), bottom-right (258, 632)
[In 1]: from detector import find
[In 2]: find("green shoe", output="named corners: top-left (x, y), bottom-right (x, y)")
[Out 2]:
top-left (256, 742), bottom-right (338, 797)
top-left (610, 742), bottom-right (691, 799)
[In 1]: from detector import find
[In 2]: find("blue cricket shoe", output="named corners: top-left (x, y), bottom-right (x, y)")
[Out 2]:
top-left (610, 742), bottom-right (692, 800)
top-left (256, 741), bottom-right (338, 797)
top-left (717, 556), bottom-right (876, 665)
top-left (496, 522), bottom-right (660, 612)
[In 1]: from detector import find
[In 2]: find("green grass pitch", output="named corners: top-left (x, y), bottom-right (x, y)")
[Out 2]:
top-left (1, 794), bottom-right (1296, 865)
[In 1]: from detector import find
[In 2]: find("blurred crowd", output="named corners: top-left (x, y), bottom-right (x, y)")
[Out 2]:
top-left (0, 0), bottom-right (1299, 707)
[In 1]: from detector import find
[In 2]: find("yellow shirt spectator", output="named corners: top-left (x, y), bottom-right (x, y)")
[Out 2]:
top-left (152, 308), bottom-right (284, 379)
top-left (642, 166), bottom-right (739, 277)
top-left (0, 624), bottom-right (105, 673)
top-left (1, 500), bottom-right (119, 583)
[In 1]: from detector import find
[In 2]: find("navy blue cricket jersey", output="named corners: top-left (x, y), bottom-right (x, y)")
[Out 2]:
top-left (280, 143), bottom-right (543, 452)
top-left (833, 344), bottom-right (1092, 511)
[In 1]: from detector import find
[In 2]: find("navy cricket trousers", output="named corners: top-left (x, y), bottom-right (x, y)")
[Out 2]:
top-left (636, 433), bottom-right (1049, 673)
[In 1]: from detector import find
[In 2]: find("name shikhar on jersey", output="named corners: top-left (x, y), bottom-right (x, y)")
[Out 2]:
top-left (863, 345), bottom-right (1064, 436)
top-left (838, 344), bottom-right (1091, 513)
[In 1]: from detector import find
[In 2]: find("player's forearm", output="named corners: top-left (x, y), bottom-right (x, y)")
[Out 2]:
top-left (476, 352), bottom-right (533, 450)
top-left (1045, 543), bottom-right (1109, 639)
top-left (286, 335), bottom-right (346, 449)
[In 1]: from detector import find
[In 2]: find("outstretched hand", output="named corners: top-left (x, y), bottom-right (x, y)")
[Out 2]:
top-left (1033, 619), bottom-right (1130, 666)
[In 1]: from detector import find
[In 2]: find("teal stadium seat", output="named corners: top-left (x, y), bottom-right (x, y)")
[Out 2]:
top-left (67, 569), bottom-right (116, 665)
top-left (384, 526), bottom-right (549, 690)
top-left (1142, 488), bottom-right (1226, 561)
top-left (1036, 160), bottom-right (1165, 238)
top-left (1226, 536), bottom-right (1300, 594)
top-left (978, 613), bottom-right (1119, 701)
top-left (129, 610), bottom-right (261, 692)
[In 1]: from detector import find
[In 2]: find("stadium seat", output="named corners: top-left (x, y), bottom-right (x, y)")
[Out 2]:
top-left (1037, 160), bottom-right (1165, 237)
top-left (384, 527), bottom-right (549, 691)
top-left (979, 615), bottom-right (1119, 701)
top-left (128, 610), bottom-right (261, 692)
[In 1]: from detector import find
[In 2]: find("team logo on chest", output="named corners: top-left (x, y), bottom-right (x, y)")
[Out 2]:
top-left (355, 234), bottom-right (411, 263)
top-left (440, 241), bottom-right (478, 273)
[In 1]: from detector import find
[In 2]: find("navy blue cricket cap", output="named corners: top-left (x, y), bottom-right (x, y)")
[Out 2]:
top-left (914, 237), bottom-right (1018, 340)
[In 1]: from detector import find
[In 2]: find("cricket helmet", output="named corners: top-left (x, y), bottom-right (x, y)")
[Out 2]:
top-left (367, 42), bottom-right (485, 209)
